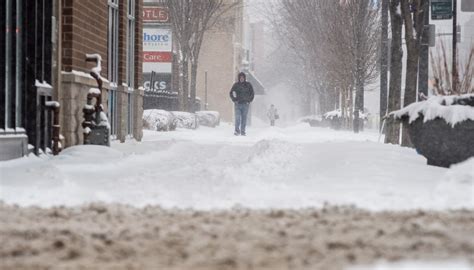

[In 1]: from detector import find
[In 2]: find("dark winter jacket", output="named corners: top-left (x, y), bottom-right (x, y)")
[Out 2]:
top-left (230, 72), bottom-right (255, 104)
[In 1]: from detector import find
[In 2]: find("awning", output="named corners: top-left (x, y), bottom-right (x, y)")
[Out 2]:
top-left (245, 70), bottom-right (265, 95)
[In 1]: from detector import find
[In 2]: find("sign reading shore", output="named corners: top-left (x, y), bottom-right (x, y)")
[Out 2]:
top-left (143, 28), bottom-right (172, 52)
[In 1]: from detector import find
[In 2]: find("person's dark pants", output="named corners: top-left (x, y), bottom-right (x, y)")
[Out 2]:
top-left (271, 120), bottom-right (275, 126)
top-left (234, 103), bottom-right (250, 134)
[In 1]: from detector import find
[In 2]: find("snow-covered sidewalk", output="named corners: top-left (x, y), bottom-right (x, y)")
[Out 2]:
top-left (0, 123), bottom-right (472, 210)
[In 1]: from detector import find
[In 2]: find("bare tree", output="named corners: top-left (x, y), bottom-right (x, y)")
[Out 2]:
top-left (430, 42), bottom-right (474, 95)
top-left (168, 0), bottom-right (192, 111)
top-left (400, 0), bottom-right (429, 146)
top-left (273, 0), bottom-right (379, 131)
top-left (341, 0), bottom-right (380, 133)
top-left (384, 0), bottom-right (403, 145)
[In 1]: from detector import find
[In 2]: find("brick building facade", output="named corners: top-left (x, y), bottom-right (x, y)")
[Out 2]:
top-left (59, 0), bottom-right (144, 146)
top-left (0, 0), bottom-right (144, 161)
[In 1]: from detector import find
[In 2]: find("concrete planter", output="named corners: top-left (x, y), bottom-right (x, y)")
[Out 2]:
top-left (401, 116), bottom-right (474, 168)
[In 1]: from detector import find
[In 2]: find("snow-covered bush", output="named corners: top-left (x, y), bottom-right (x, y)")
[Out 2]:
top-left (323, 109), bottom-right (342, 120)
top-left (298, 115), bottom-right (324, 127)
top-left (430, 42), bottom-right (473, 96)
top-left (171, 111), bottom-right (199, 129)
top-left (196, 111), bottom-right (220, 127)
top-left (143, 109), bottom-right (177, 132)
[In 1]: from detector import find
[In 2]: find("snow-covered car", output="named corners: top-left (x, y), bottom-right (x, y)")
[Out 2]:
top-left (196, 111), bottom-right (220, 127)
top-left (171, 111), bottom-right (199, 129)
top-left (323, 109), bottom-right (343, 130)
top-left (143, 109), bottom-right (177, 131)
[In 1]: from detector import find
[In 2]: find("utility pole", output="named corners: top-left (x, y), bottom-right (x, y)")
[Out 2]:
top-left (380, 0), bottom-right (389, 131)
top-left (452, 0), bottom-right (458, 93)
top-left (418, 1), bottom-right (430, 99)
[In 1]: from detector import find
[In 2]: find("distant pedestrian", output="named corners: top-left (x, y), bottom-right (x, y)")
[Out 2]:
top-left (267, 104), bottom-right (279, 126)
top-left (230, 72), bottom-right (254, 136)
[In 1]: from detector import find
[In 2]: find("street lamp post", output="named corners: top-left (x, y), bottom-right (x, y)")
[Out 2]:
top-left (380, 0), bottom-right (389, 131)
top-left (452, 0), bottom-right (458, 93)
top-left (205, 71), bottom-right (208, 110)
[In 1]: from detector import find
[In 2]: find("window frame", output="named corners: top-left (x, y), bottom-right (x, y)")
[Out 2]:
top-left (107, 0), bottom-right (119, 137)
top-left (126, 0), bottom-right (135, 89)
top-left (126, 0), bottom-right (135, 136)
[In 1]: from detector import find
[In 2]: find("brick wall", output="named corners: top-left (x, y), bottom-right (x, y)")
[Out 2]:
top-left (62, 0), bottom-right (108, 75)
top-left (118, 2), bottom-right (127, 84)
top-left (62, 0), bottom-right (142, 87)
top-left (135, 1), bottom-right (143, 88)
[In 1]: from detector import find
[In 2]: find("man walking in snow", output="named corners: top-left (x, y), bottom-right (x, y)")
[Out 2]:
top-left (230, 72), bottom-right (254, 136)
top-left (267, 104), bottom-right (278, 126)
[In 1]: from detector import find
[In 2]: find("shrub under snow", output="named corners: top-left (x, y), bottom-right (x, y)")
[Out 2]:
top-left (299, 115), bottom-right (324, 127)
top-left (171, 111), bottom-right (199, 129)
top-left (143, 109), bottom-right (177, 132)
top-left (196, 111), bottom-right (220, 127)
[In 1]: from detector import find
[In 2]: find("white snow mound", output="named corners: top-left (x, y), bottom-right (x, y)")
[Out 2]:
top-left (434, 158), bottom-right (474, 208)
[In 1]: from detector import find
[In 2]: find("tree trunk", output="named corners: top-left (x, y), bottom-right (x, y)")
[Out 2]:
top-left (400, 0), bottom-right (424, 147)
top-left (354, 57), bottom-right (365, 133)
top-left (380, 0), bottom-right (389, 131)
top-left (401, 43), bottom-right (418, 147)
top-left (384, 0), bottom-right (403, 145)
top-left (190, 61), bottom-right (198, 113)
top-left (182, 57), bottom-right (189, 112)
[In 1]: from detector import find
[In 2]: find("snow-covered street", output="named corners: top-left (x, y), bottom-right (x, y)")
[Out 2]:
top-left (1, 123), bottom-right (472, 210)
top-left (1, 0), bottom-right (473, 268)
top-left (1, 124), bottom-right (474, 270)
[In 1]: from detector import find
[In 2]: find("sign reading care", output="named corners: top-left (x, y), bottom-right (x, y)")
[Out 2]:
top-left (143, 51), bottom-right (173, 63)
top-left (143, 28), bottom-right (172, 52)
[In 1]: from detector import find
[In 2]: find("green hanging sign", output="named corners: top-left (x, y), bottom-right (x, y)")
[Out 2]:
top-left (431, 0), bottom-right (453, 20)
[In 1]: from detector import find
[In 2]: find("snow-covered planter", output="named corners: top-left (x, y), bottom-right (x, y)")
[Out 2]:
top-left (171, 111), bottom-right (199, 129)
top-left (391, 94), bottom-right (474, 168)
top-left (196, 111), bottom-right (220, 127)
top-left (299, 115), bottom-right (324, 127)
top-left (143, 109), bottom-right (177, 132)
top-left (323, 109), bottom-right (343, 130)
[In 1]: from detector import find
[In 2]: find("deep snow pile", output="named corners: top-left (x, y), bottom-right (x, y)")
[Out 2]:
top-left (349, 260), bottom-right (473, 270)
top-left (0, 124), bottom-right (472, 210)
top-left (1, 204), bottom-right (473, 270)
top-left (434, 157), bottom-right (474, 207)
